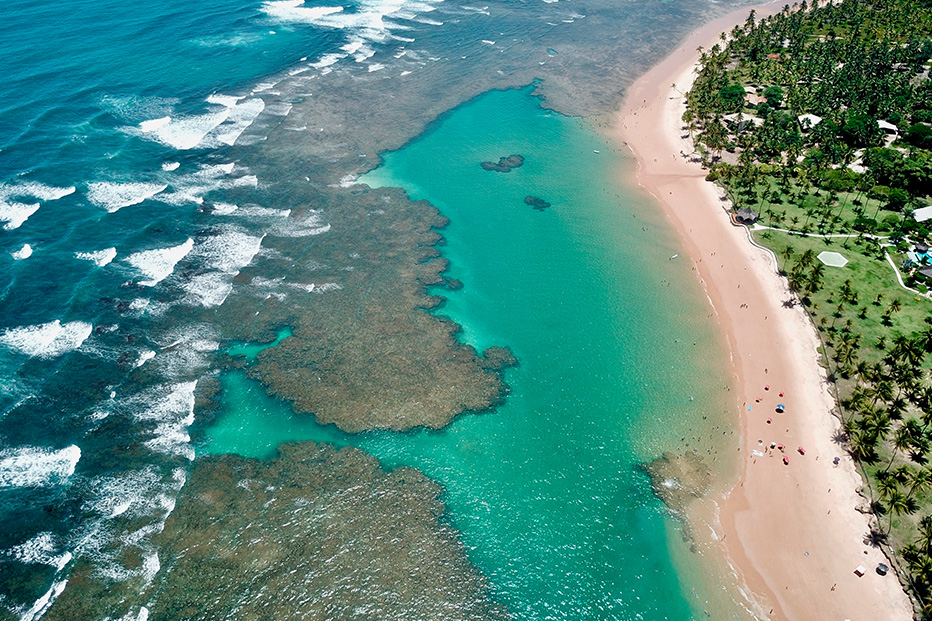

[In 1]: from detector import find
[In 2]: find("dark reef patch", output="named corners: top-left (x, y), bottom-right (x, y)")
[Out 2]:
top-left (643, 451), bottom-right (713, 514)
top-left (212, 187), bottom-right (516, 433)
top-left (480, 154), bottom-right (524, 172)
top-left (45, 443), bottom-right (508, 621)
top-left (524, 196), bottom-right (551, 211)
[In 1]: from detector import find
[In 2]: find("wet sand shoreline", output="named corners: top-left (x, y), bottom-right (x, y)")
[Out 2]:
top-left (611, 3), bottom-right (914, 618)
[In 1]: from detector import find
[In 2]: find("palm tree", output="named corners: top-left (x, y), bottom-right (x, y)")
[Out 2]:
top-left (915, 515), bottom-right (932, 554)
top-left (886, 426), bottom-right (913, 472)
top-left (781, 245), bottom-right (796, 272)
top-left (877, 471), bottom-right (901, 500)
top-left (849, 429), bottom-right (878, 462)
top-left (916, 326), bottom-right (932, 354)
top-left (907, 468), bottom-right (932, 500)
top-left (886, 488), bottom-right (917, 534)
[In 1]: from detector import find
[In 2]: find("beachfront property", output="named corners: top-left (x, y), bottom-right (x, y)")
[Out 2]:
top-left (684, 0), bottom-right (932, 613)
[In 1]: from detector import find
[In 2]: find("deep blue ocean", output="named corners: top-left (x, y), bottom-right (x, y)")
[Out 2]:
top-left (0, 0), bottom-right (748, 618)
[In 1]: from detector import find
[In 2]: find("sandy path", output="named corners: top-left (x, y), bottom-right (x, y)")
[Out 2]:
top-left (610, 4), bottom-right (914, 619)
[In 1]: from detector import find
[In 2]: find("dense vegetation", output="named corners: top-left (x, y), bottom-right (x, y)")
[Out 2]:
top-left (686, 0), bottom-right (932, 615)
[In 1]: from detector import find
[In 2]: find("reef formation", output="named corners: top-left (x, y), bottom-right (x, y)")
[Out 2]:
top-left (480, 154), bottom-right (525, 173)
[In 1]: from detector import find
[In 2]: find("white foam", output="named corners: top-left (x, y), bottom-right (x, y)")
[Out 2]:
top-left (310, 52), bottom-right (345, 68)
top-left (235, 205), bottom-right (290, 218)
top-left (75, 247), bottom-right (117, 267)
top-left (20, 579), bottom-right (68, 621)
top-left (86, 467), bottom-right (162, 519)
top-left (124, 238), bottom-right (194, 286)
top-left (180, 230), bottom-right (264, 307)
top-left (262, 1), bottom-right (345, 22)
top-left (0, 180), bottom-right (73, 230)
top-left (0, 202), bottom-right (39, 230)
top-left (205, 98), bottom-right (265, 147)
top-left (161, 161), bottom-right (180, 172)
top-left (264, 0), bottom-right (444, 55)
top-left (142, 551), bottom-right (160, 582)
top-left (211, 202), bottom-right (238, 215)
top-left (11, 532), bottom-right (57, 565)
top-left (0, 320), bottom-right (92, 357)
top-left (183, 273), bottom-right (234, 308)
top-left (134, 350), bottom-right (156, 368)
top-left (368, 63), bottom-right (385, 72)
top-left (87, 182), bottom-right (168, 213)
top-left (10, 183), bottom-right (76, 202)
top-left (136, 382), bottom-right (197, 460)
top-left (137, 108), bottom-right (230, 150)
top-left (0, 445), bottom-right (81, 488)
top-left (193, 230), bottom-right (264, 273)
top-left (271, 210), bottom-right (331, 237)
top-left (138, 116), bottom-right (171, 132)
top-left (206, 94), bottom-right (242, 108)
top-left (11, 244), bottom-right (32, 260)
top-left (118, 607), bottom-right (150, 621)
top-left (264, 102), bottom-right (293, 117)
top-left (157, 163), bottom-right (257, 206)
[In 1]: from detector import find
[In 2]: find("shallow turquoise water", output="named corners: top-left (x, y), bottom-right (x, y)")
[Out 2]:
top-left (206, 87), bottom-right (737, 619)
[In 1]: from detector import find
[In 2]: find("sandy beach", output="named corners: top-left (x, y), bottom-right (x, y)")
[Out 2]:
top-left (612, 4), bottom-right (915, 619)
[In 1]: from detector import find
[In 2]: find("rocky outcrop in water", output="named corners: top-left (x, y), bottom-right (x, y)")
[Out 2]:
top-left (643, 450), bottom-right (713, 516)
top-left (524, 196), bottom-right (550, 211)
top-left (480, 154), bottom-right (524, 172)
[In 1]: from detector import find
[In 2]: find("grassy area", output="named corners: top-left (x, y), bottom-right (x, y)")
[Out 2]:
top-left (755, 229), bottom-right (932, 370)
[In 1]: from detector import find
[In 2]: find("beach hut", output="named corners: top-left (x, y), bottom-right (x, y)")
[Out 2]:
top-left (854, 565), bottom-right (867, 577)
top-left (736, 208), bottom-right (759, 225)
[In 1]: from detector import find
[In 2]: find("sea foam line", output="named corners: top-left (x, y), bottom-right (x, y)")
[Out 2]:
top-left (124, 238), bottom-right (194, 286)
top-left (0, 445), bottom-right (81, 488)
top-left (0, 320), bottom-right (93, 358)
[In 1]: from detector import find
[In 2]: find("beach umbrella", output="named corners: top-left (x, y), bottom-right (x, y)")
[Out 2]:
top-left (797, 446), bottom-right (805, 455)
top-left (776, 404), bottom-right (785, 413)
top-left (783, 456), bottom-right (789, 465)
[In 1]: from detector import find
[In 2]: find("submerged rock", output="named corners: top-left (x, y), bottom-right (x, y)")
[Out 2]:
top-left (524, 196), bottom-right (551, 211)
top-left (643, 450), bottom-right (713, 516)
top-left (480, 154), bottom-right (525, 172)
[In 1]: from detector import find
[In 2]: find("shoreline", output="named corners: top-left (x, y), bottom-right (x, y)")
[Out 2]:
top-left (610, 3), bottom-right (914, 618)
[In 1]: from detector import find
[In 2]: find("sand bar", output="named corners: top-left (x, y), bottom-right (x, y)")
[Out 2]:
top-left (611, 3), bottom-right (914, 618)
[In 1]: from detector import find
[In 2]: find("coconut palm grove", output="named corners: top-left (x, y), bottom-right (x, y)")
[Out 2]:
top-left (686, 0), bottom-right (932, 614)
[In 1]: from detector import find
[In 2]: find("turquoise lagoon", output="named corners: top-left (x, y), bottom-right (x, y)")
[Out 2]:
top-left (206, 87), bottom-right (745, 619)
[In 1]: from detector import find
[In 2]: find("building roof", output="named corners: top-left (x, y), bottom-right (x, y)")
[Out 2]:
top-left (877, 119), bottom-right (899, 133)
top-left (736, 208), bottom-right (759, 222)
top-left (917, 266), bottom-right (932, 278)
top-left (913, 206), bottom-right (932, 222)
top-left (798, 113), bottom-right (822, 128)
